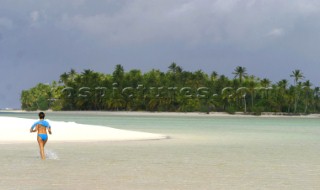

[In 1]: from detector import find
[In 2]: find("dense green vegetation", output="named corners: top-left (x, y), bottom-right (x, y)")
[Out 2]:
top-left (21, 63), bottom-right (320, 114)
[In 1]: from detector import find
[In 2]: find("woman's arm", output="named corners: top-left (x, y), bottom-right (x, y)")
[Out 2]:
top-left (30, 122), bottom-right (38, 133)
top-left (30, 126), bottom-right (37, 133)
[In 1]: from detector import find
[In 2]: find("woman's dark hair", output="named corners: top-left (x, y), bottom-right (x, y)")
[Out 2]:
top-left (38, 112), bottom-right (45, 119)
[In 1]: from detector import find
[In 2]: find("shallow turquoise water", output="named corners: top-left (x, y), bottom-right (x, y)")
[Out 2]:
top-left (0, 112), bottom-right (319, 189)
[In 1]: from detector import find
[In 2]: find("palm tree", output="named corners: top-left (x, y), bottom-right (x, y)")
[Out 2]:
top-left (276, 79), bottom-right (289, 112)
top-left (260, 78), bottom-right (271, 88)
top-left (168, 62), bottom-right (178, 73)
top-left (113, 64), bottom-right (125, 86)
top-left (246, 80), bottom-right (256, 111)
top-left (236, 87), bottom-right (248, 112)
top-left (193, 70), bottom-right (208, 88)
top-left (290, 70), bottom-right (304, 86)
top-left (21, 64), bottom-right (320, 113)
top-left (20, 90), bottom-right (31, 110)
top-left (302, 80), bottom-right (312, 113)
top-left (233, 66), bottom-right (247, 84)
top-left (125, 69), bottom-right (143, 87)
top-left (313, 87), bottom-right (320, 112)
top-left (168, 62), bottom-right (183, 87)
top-left (221, 87), bottom-right (234, 110)
top-left (290, 69), bottom-right (304, 113)
top-left (59, 72), bottom-right (69, 85)
top-left (68, 69), bottom-right (77, 82)
top-left (210, 71), bottom-right (218, 81)
top-left (108, 98), bottom-right (125, 111)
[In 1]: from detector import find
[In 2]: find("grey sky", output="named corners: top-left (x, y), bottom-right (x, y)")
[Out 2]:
top-left (1, 0), bottom-right (320, 108)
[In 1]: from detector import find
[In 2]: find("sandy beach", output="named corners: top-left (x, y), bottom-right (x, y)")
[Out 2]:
top-left (0, 111), bottom-right (319, 189)
top-left (0, 116), bottom-right (168, 143)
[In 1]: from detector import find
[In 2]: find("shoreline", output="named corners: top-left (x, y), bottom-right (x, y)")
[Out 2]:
top-left (0, 116), bottom-right (168, 144)
top-left (1, 110), bottom-right (320, 118)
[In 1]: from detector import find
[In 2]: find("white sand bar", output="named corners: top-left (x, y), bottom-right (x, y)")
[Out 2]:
top-left (0, 116), bottom-right (168, 143)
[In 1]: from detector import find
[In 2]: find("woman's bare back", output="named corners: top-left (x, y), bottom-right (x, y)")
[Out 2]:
top-left (37, 124), bottom-right (48, 134)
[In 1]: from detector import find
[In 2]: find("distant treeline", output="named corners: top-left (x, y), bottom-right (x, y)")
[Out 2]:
top-left (21, 63), bottom-right (320, 114)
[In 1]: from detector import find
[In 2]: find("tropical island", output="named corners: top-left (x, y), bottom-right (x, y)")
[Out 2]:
top-left (20, 63), bottom-right (320, 114)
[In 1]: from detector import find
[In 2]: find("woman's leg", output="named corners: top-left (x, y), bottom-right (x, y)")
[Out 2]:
top-left (37, 136), bottom-right (47, 160)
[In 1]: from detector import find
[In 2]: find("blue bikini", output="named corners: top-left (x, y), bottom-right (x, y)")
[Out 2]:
top-left (38, 134), bottom-right (48, 141)
top-left (31, 120), bottom-right (51, 141)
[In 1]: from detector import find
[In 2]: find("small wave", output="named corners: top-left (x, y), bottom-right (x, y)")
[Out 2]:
top-left (45, 149), bottom-right (59, 160)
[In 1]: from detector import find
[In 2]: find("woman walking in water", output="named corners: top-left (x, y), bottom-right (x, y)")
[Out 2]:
top-left (30, 112), bottom-right (52, 160)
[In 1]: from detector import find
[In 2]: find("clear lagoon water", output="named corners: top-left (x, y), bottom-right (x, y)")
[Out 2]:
top-left (0, 112), bottom-right (319, 190)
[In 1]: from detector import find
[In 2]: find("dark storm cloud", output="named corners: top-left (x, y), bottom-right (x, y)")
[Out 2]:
top-left (0, 0), bottom-right (320, 108)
